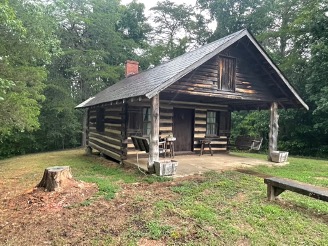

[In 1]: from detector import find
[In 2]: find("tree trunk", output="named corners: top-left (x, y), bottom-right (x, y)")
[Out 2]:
top-left (148, 94), bottom-right (160, 173)
top-left (37, 166), bottom-right (73, 192)
top-left (268, 102), bottom-right (279, 161)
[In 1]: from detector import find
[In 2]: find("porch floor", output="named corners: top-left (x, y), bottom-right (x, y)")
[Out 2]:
top-left (123, 152), bottom-right (281, 178)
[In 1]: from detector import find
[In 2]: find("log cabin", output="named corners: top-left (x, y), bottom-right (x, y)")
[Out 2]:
top-left (76, 29), bottom-right (308, 171)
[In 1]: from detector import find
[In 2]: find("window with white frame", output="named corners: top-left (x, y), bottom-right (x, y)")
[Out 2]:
top-left (206, 111), bottom-right (218, 136)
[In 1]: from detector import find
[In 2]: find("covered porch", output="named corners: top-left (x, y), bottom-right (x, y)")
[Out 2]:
top-left (123, 153), bottom-right (280, 178)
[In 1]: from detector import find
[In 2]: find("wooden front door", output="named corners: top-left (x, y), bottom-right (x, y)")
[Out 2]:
top-left (173, 108), bottom-right (194, 152)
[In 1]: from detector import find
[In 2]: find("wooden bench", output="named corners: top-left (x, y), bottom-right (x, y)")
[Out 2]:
top-left (199, 138), bottom-right (213, 156)
top-left (264, 177), bottom-right (328, 202)
top-left (131, 136), bottom-right (166, 162)
top-left (230, 136), bottom-right (263, 151)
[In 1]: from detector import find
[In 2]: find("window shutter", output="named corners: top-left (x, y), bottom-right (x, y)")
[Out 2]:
top-left (219, 111), bottom-right (231, 137)
top-left (96, 108), bottom-right (105, 132)
top-left (218, 56), bottom-right (236, 92)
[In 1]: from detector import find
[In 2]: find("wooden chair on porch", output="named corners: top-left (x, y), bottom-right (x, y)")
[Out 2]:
top-left (131, 136), bottom-right (166, 163)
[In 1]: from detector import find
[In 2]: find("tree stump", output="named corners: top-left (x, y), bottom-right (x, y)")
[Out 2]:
top-left (37, 166), bottom-right (73, 192)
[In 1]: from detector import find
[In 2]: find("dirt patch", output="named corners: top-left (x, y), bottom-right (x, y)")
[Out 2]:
top-left (138, 238), bottom-right (166, 246)
top-left (236, 169), bottom-right (272, 178)
top-left (4, 179), bottom-right (98, 212)
top-left (0, 174), bottom-right (205, 245)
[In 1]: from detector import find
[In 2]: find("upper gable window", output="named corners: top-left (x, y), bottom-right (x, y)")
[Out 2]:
top-left (218, 56), bottom-right (236, 92)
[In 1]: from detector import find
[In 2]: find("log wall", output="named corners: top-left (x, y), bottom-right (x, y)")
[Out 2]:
top-left (125, 100), bottom-right (230, 157)
top-left (164, 45), bottom-right (274, 102)
top-left (88, 104), bottom-right (126, 162)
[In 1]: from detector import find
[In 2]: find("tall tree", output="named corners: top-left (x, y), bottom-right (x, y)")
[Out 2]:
top-left (146, 0), bottom-right (211, 63)
top-left (0, 0), bottom-right (59, 137)
top-left (197, 0), bottom-right (272, 40)
top-left (32, 0), bottom-right (151, 152)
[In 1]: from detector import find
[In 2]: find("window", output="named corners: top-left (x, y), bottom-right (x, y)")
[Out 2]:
top-left (127, 109), bottom-right (142, 136)
top-left (143, 107), bottom-right (151, 136)
top-left (206, 111), bottom-right (218, 136)
top-left (96, 107), bottom-right (105, 132)
top-left (218, 56), bottom-right (236, 92)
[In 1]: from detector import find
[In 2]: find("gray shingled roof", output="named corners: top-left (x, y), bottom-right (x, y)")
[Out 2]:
top-left (76, 29), bottom-right (308, 110)
top-left (76, 29), bottom-right (245, 108)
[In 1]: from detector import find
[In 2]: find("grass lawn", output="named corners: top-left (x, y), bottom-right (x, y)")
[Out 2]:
top-left (1, 149), bottom-right (328, 245)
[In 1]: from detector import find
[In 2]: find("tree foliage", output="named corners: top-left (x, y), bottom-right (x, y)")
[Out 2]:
top-left (0, 0), bottom-right (59, 137)
top-left (146, 0), bottom-right (211, 63)
top-left (0, 0), bottom-right (328, 158)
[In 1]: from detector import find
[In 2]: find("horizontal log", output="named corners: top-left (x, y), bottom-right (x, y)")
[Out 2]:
top-left (89, 132), bottom-right (121, 144)
top-left (194, 133), bottom-right (207, 138)
top-left (89, 126), bottom-right (122, 136)
top-left (89, 142), bottom-right (122, 161)
top-left (105, 127), bottom-right (121, 135)
top-left (104, 123), bottom-right (123, 131)
top-left (159, 119), bottom-right (172, 124)
top-left (195, 127), bottom-right (206, 132)
top-left (160, 126), bottom-right (173, 131)
top-left (127, 102), bottom-right (150, 107)
top-left (178, 79), bottom-right (217, 86)
top-left (159, 108), bottom-right (173, 114)
top-left (195, 108), bottom-right (207, 112)
top-left (235, 88), bottom-right (258, 94)
top-left (160, 112), bottom-right (173, 117)
top-left (89, 127), bottom-right (122, 139)
top-left (160, 105), bottom-right (174, 110)
top-left (89, 137), bottom-right (122, 151)
top-left (164, 88), bottom-right (272, 101)
top-left (160, 100), bottom-right (228, 110)
top-left (89, 139), bottom-right (126, 157)
top-left (195, 113), bottom-right (206, 118)
top-left (195, 119), bottom-right (206, 123)
top-left (105, 115), bottom-right (121, 120)
top-left (104, 106), bottom-right (123, 112)
top-left (159, 122), bottom-right (173, 127)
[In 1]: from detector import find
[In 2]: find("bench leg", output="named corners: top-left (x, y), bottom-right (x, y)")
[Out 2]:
top-left (267, 184), bottom-right (285, 201)
top-left (267, 185), bottom-right (276, 201)
top-left (200, 143), bottom-right (204, 156)
top-left (208, 143), bottom-right (213, 156)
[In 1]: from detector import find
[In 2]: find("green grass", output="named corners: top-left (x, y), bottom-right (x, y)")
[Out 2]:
top-left (234, 151), bottom-right (328, 215)
top-left (2, 149), bottom-right (328, 245)
top-left (0, 149), bottom-right (145, 201)
top-left (151, 171), bottom-right (328, 245)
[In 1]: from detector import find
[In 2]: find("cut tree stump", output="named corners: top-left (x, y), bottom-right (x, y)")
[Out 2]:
top-left (37, 166), bottom-right (73, 192)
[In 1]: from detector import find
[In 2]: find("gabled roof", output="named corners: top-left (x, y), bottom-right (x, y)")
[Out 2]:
top-left (76, 29), bottom-right (308, 110)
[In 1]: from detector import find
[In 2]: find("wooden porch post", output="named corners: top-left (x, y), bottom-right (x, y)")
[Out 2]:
top-left (268, 102), bottom-right (279, 161)
top-left (148, 94), bottom-right (160, 172)
top-left (82, 108), bottom-right (89, 147)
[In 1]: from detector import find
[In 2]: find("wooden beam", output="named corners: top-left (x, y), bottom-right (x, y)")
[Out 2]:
top-left (160, 100), bottom-right (228, 109)
top-left (268, 102), bottom-right (279, 161)
top-left (148, 94), bottom-right (160, 173)
top-left (241, 41), bottom-right (291, 100)
top-left (243, 33), bottom-right (308, 110)
top-left (82, 108), bottom-right (89, 147)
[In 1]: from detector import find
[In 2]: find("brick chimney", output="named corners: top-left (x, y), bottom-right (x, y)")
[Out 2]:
top-left (125, 60), bottom-right (139, 77)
